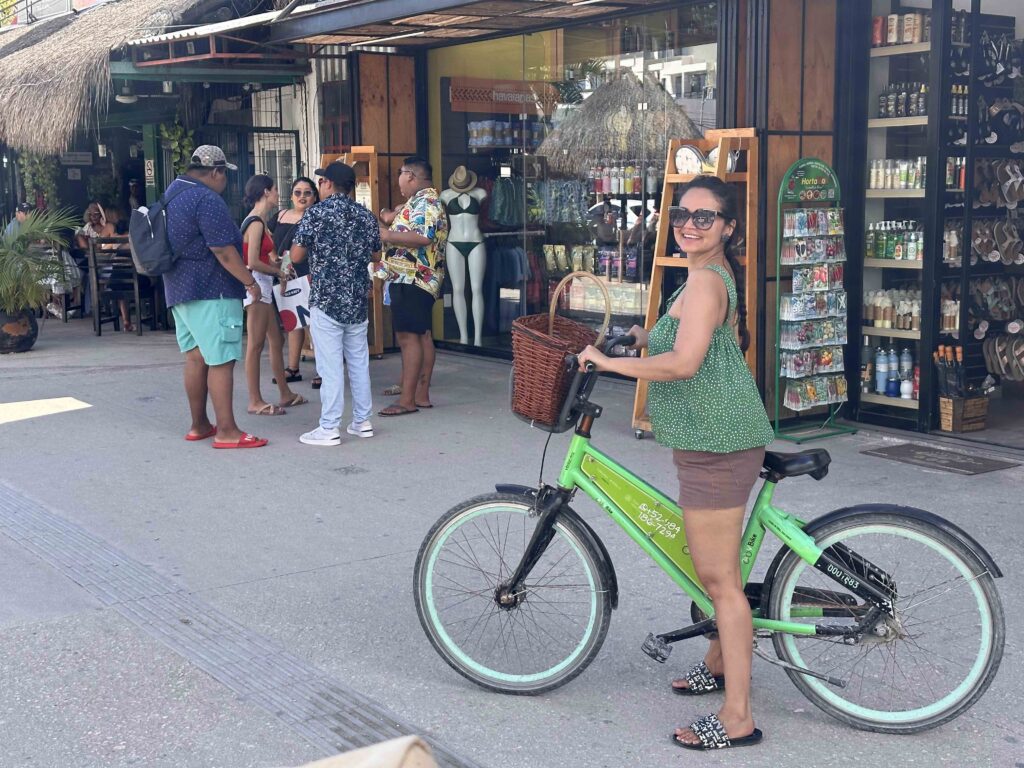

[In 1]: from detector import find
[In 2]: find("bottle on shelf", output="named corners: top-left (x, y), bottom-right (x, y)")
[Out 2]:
top-left (861, 335), bottom-right (874, 394)
top-left (886, 347), bottom-right (901, 397)
top-left (875, 346), bottom-right (889, 394)
top-left (645, 165), bottom-right (658, 195)
top-left (899, 347), bottom-right (914, 379)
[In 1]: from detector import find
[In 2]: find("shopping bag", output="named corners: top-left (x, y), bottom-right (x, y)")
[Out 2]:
top-left (273, 274), bottom-right (311, 332)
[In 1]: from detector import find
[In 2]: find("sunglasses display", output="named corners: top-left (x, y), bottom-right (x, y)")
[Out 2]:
top-left (668, 207), bottom-right (723, 230)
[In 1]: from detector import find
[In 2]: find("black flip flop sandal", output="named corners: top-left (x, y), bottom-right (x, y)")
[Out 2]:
top-left (671, 714), bottom-right (763, 751)
top-left (671, 661), bottom-right (725, 696)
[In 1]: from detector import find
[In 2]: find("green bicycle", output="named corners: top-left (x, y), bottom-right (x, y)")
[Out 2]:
top-left (413, 336), bottom-right (1005, 734)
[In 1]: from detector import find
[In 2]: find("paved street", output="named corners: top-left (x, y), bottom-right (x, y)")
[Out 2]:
top-left (1, 320), bottom-right (1021, 768)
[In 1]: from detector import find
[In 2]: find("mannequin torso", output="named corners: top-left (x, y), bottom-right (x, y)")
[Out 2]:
top-left (440, 185), bottom-right (488, 345)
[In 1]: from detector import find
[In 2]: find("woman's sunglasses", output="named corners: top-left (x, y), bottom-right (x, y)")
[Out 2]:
top-left (293, 189), bottom-right (314, 198)
top-left (669, 207), bottom-right (725, 230)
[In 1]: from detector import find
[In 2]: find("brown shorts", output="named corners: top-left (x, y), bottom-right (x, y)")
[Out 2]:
top-left (672, 446), bottom-right (766, 510)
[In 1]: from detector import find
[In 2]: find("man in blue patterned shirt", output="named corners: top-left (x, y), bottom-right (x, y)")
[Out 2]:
top-left (291, 161), bottom-right (382, 446)
top-left (163, 145), bottom-right (267, 449)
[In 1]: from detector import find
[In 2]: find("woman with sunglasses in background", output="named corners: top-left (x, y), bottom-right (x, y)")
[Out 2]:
top-left (271, 177), bottom-right (321, 388)
top-left (241, 175), bottom-right (306, 416)
top-left (578, 175), bottom-right (773, 752)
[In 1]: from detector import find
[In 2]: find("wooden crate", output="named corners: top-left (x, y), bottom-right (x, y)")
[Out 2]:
top-left (938, 396), bottom-right (988, 433)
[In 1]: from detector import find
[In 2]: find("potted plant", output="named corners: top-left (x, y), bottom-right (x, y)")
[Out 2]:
top-left (0, 208), bottom-right (81, 353)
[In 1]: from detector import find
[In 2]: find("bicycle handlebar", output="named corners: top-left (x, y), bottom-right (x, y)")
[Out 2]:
top-left (568, 334), bottom-right (637, 372)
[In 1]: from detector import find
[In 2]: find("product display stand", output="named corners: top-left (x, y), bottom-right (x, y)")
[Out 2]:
top-left (774, 158), bottom-right (856, 443)
top-left (319, 146), bottom-right (385, 357)
top-left (630, 128), bottom-right (760, 439)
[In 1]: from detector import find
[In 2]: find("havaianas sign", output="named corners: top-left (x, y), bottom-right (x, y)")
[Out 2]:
top-left (449, 77), bottom-right (557, 115)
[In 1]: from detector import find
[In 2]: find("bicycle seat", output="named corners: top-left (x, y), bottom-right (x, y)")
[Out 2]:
top-left (763, 449), bottom-right (831, 480)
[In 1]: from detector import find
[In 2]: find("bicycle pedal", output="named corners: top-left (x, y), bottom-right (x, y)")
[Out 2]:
top-left (642, 632), bottom-right (672, 663)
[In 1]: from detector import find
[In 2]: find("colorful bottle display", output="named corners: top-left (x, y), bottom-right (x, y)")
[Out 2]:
top-left (865, 220), bottom-right (924, 261)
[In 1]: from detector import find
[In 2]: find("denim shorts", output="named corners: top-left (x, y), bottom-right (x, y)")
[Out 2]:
top-left (172, 298), bottom-right (244, 366)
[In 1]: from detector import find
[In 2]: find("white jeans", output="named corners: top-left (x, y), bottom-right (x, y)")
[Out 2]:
top-left (309, 308), bottom-right (372, 430)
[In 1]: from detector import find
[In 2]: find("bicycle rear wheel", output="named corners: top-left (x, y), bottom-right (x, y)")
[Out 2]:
top-left (414, 492), bottom-right (612, 694)
top-left (766, 510), bottom-right (1004, 733)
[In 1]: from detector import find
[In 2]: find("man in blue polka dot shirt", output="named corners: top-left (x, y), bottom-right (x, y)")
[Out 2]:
top-left (162, 145), bottom-right (267, 449)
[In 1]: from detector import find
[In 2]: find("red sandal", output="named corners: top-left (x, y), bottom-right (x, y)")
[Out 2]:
top-left (213, 433), bottom-right (268, 449)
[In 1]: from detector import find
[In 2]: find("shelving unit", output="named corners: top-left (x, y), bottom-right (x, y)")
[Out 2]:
top-left (773, 158), bottom-right (854, 442)
top-left (630, 128), bottom-right (760, 439)
top-left (853, 2), bottom-right (938, 428)
top-left (869, 41), bottom-right (931, 57)
top-left (865, 189), bottom-right (927, 198)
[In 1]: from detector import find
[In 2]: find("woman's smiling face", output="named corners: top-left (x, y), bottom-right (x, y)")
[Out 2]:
top-left (672, 187), bottom-right (733, 256)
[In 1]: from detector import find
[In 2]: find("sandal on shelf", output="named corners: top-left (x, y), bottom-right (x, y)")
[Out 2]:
top-left (670, 714), bottom-right (763, 751)
top-left (273, 368), bottom-right (302, 384)
top-left (1011, 338), bottom-right (1024, 381)
top-left (280, 393), bottom-right (308, 407)
top-left (248, 403), bottom-right (287, 416)
top-left (671, 661), bottom-right (725, 696)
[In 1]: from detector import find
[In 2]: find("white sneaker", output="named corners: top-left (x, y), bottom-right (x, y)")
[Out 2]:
top-left (299, 426), bottom-right (341, 446)
top-left (346, 420), bottom-right (374, 438)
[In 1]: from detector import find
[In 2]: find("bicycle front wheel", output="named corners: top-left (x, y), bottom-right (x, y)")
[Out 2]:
top-left (766, 510), bottom-right (1004, 733)
top-left (414, 493), bottom-right (612, 695)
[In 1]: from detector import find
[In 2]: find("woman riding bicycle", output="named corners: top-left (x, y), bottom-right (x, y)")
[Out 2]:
top-left (578, 175), bottom-right (773, 751)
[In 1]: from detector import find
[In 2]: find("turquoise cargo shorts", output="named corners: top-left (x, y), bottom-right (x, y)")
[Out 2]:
top-left (171, 298), bottom-right (243, 366)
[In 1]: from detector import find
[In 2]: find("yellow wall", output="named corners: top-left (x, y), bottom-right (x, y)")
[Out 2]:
top-left (427, 32), bottom-right (560, 176)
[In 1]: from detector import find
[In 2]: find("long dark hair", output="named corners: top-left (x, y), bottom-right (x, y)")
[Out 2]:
top-left (243, 174), bottom-right (275, 208)
top-left (679, 175), bottom-right (750, 351)
top-left (291, 176), bottom-right (319, 205)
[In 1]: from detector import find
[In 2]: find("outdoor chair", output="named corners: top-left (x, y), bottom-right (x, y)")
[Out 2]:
top-left (87, 236), bottom-right (142, 336)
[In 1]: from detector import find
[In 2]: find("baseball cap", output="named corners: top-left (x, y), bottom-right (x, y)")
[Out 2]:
top-left (314, 161), bottom-right (356, 189)
top-left (16, 202), bottom-right (34, 213)
top-left (190, 145), bottom-right (238, 171)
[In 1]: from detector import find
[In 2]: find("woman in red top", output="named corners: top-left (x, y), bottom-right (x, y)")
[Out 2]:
top-left (242, 175), bottom-right (306, 415)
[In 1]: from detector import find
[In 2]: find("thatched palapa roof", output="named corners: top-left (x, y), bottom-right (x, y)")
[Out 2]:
top-left (0, 0), bottom-right (203, 154)
top-left (537, 71), bottom-right (701, 176)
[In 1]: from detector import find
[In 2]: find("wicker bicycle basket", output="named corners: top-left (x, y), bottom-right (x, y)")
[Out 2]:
top-left (511, 271), bottom-right (611, 425)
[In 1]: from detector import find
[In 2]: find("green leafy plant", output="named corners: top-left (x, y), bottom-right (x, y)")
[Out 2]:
top-left (16, 152), bottom-right (60, 208)
top-left (549, 59), bottom-right (606, 106)
top-left (159, 123), bottom-right (196, 175)
top-left (0, 208), bottom-right (81, 314)
top-left (87, 173), bottom-right (119, 209)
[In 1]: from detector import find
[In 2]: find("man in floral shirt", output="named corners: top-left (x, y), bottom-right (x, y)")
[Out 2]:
top-left (290, 161), bottom-right (381, 446)
top-left (377, 156), bottom-right (448, 416)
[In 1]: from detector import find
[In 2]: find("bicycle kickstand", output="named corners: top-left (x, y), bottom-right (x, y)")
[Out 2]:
top-left (641, 619), bottom-right (717, 663)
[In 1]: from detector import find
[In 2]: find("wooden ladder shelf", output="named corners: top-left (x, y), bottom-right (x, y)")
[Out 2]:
top-left (631, 128), bottom-right (761, 438)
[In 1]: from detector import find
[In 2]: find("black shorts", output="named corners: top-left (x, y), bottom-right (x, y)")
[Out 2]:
top-left (390, 282), bottom-right (435, 335)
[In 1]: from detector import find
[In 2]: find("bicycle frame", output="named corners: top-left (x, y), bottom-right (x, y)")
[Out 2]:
top-left (556, 431), bottom-right (825, 636)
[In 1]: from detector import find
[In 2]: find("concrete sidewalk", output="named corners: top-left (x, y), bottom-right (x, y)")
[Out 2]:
top-left (0, 320), bottom-right (1021, 767)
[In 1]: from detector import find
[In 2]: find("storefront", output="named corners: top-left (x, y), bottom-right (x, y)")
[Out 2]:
top-left (217, 0), bottom-right (1024, 450)
top-left (837, 0), bottom-right (1024, 450)
top-left (269, 0), bottom-right (730, 357)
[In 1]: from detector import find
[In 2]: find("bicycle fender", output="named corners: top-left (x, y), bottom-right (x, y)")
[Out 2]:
top-left (763, 504), bottom-right (1002, 592)
top-left (494, 484), bottom-right (619, 609)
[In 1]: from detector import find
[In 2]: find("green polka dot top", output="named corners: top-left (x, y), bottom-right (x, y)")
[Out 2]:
top-left (647, 264), bottom-right (774, 453)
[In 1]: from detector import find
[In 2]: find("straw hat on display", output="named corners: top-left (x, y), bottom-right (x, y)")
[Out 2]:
top-left (448, 165), bottom-right (477, 193)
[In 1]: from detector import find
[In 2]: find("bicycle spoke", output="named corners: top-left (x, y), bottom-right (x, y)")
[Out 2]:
top-left (419, 502), bottom-right (606, 686)
top-left (770, 518), bottom-right (1000, 729)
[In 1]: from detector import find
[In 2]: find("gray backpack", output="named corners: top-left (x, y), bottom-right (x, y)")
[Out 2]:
top-left (128, 181), bottom-right (196, 276)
